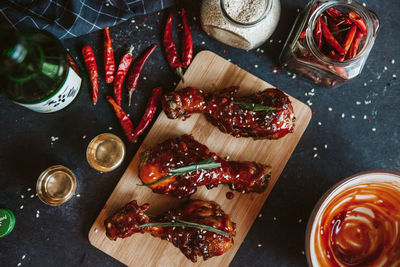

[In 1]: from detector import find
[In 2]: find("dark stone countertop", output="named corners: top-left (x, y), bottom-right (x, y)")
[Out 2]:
top-left (1, 0), bottom-right (399, 266)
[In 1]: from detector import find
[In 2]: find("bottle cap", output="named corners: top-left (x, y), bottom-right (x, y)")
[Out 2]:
top-left (0, 209), bottom-right (15, 237)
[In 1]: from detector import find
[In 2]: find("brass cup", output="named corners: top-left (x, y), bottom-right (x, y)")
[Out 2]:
top-left (36, 165), bottom-right (77, 206)
top-left (86, 133), bottom-right (125, 172)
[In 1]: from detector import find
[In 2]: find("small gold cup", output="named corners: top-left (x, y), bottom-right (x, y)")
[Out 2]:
top-left (86, 133), bottom-right (125, 172)
top-left (36, 165), bottom-right (77, 206)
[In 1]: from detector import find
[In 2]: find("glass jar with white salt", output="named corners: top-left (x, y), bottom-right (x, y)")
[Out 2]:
top-left (201, 0), bottom-right (281, 50)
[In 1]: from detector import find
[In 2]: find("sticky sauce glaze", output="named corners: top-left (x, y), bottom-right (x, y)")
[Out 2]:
top-left (313, 181), bottom-right (400, 266)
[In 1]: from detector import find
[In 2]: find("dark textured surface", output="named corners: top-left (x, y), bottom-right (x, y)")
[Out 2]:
top-left (1, 0), bottom-right (399, 266)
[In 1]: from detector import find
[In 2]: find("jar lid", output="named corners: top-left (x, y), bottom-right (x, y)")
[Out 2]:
top-left (0, 209), bottom-right (15, 238)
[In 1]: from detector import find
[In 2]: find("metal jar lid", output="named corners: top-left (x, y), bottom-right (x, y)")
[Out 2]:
top-left (36, 165), bottom-right (77, 206)
top-left (0, 209), bottom-right (15, 237)
top-left (86, 133), bottom-right (125, 172)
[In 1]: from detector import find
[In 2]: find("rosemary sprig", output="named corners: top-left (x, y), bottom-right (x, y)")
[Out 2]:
top-left (138, 218), bottom-right (232, 237)
top-left (139, 158), bottom-right (221, 187)
top-left (235, 102), bottom-right (280, 111)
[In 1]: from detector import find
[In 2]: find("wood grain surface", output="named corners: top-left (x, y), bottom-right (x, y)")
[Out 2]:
top-left (88, 50), bottom-right (312, 267)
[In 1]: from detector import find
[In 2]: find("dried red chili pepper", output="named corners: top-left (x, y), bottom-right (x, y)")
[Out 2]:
top-left (325, 7), bottom-right (343, 22)
top-left (106, 96), bottom-right (134, 142)
top-left (348, 30), bottom-right (364, 59)
top-left (104, 27), bottom-right (115, 84)
top-left (132, 86), bottom-right (163, 142)
top-left (126, 44), bottom-right (157, 106)
top-left (114, 45), bottom-right (134, 105)
top-left (180, 8), bottom-right (193, 68)
top-left (320, 20), bottom-right (345, 54)
top-left (348, 12), bottom-right (367, 34)
top-left (314, 17), bottom-right (323, 49)
top-left (342, 24), bottom-right (357, 55)
top-left (82, 45), bottom-right (99, 104)
top-left (163, 11), bottom-right (184, 81)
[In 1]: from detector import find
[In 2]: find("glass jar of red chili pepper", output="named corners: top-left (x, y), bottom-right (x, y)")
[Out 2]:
top-left (280, 0), bottom-right (379, 87)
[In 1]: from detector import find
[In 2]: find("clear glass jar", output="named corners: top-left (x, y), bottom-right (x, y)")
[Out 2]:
top-left (280, 0), bottom-right (379, 87)
top-left (201, 0), bottom-right (281, 50)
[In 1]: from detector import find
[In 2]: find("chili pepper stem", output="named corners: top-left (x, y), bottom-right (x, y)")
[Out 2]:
top-left (128, 90), bottom-right (134, 107)
top-left (176, 67), bottom-right (185, 83)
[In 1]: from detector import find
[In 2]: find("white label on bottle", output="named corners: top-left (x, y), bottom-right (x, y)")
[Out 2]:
top-left (16, 66), bottom-right (82, 113)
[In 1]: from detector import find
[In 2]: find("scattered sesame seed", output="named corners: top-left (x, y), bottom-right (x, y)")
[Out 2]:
top-left (356, 101), bottom-right (361, 105)
top-left (254, 64), bottom-right (258, 68)
top-left (27, 188), bottom-right (31, 192)
top-left (298, 219), bottom-right (302, 223)
top-left (313, 147), bottom-right (317, 151)
top-left (351, 115), bottom-right (355, 119)
top-left (131, 19), bottom-right (135, 23)
top-left (17, 263), bottom-right (21, 266)
top-left (21, 195), bottom-right (24, 199)
top-left (269, 39), bottom-right (273, 43)
top-left (272, 69), bottom-right (277, 74)
top-left (273, 216), bottom-right (277, 221)
top-left (50, 136), bottom-right (59, 142)
top-left (82, 135), bottom-right (86, 139)
top-left (391, 59), bottom-right (395, 64)
top-left (324, 144), bottom-right (328, 149)
top-left (301, 250), bottom-right (305, 255)
top-left (20, 205), bottom-right (24, 210)
top-left (76, 194), bottom-right (81, 197)
top-left (363, 115), bottom-right (367, 119)
top-left (22, 255), bottom-right (26, 260)
top-left (36, 213), bottom-right (39, 218)
top-left (318, 122), bottom-right (322, 126)
top-left (105, 2), bottom-right (110, 6)
top-left (372, 128), bottom-right (376, 132)
top-left (95, 228), bottom-right (98, 233)
top-left (297, 8), bottom-right (300, 12)
top-left (201, 41), bottom-right (205, 45)
top-left (341, 113), bottom-right (345, 118)
top-left (384, 66), bottom-right (388, 71)
top-left (328, 107), bottom-right (332, 111)
top-left (362, 2), bottom-right (366, 6)
top-left (363, 82), bottom-right (367, 87)
top-left (143, 76), bottom-right (147, 80)
top-left (108, 127), bottom-right (112, 130)
top-left (258, 213), bottom-right (262, 218)
top-left (30, 195), bottom-right (34, 198)
top-left (313, 153), bottom-right (318, 158)
top-left (392, 74), bottom-right (397, 78)
top-left (257, 244), bottom-right (262, 247)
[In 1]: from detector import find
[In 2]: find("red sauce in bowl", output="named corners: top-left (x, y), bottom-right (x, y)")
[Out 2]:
top-left (309, 174), bottom-right (400, 267)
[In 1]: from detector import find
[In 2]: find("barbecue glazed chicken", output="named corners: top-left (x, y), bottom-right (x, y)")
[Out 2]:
top-left (105, 199), bottom-right (236, 262)
top-left (139, 134), bottom-right (271, 197)
top-left (162, 87), bottom-right (295, 139)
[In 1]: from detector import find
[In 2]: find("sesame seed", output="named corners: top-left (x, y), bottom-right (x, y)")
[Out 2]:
top-left (21, 195), bottom-right (24, 199)
top-left (273, 216), bottom-right (277, 221)
top-left (27, 188), bottom-right (31, 191)
top-left (317, 122), bottom-right (322, 126)
top-left (17, 263), bottom-right (21, 266)
top-left (257, 244), bottom-right (262, 247)
top-left (372, 128), bottom-right (376, 132)
top-left (258, 213), bottom-right (262, 218)
top-left (324, 144), bottom-right (328, 149)
top-left (30, 195), bottom-right (34, 198)
top-left (301, 250), bottom-right (305, 255)
top-left (313, 147), bottom-right (317, 151)
top-left (351, 115), bottom-right (355, 119)
top-left (108, 127), bottom-right (112, 130)
top-left (82, 135), bottom-right (86, 139)
top-left (341, 113), bottom-right (345, 118)
top-left (22, 255), bottom-right (26, 260)
top-left (298, 219), bottom-right (302, 223)
top-left (313, 153), bottom-right (318, 158)
top-left (254, 64), bottom-right (258, 68)
top-left (391, 59), bottom-right (395, 64)
top-left (76, 194), bottom-right (81, 197)
top-left (356, 101), bottom-right (361, 105)
top-left (328, 107), bottom-right (332, 111)
top-left (363, 115), bottom-right (367, 119)
top-left (95, 228), bottom-right (98, 233)
top-left (392, 74), bottom-right (397, 78)
top-left (20, 205), bottom-right (24, 210)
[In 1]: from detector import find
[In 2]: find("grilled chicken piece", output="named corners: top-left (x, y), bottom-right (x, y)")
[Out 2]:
top-left (105, 200), bottom-right (236, 262)
top-left (139, 134), bottom-right (270, 197)
top-left (162, 87), bottom-right (295, 140)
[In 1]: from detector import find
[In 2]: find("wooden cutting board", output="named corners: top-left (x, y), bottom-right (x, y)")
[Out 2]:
top-left (89, 50), bottom-right (312, 267)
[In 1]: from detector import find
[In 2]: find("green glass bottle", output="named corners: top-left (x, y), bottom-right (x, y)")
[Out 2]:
top-left (0, 26), bottom-right (81, 113)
